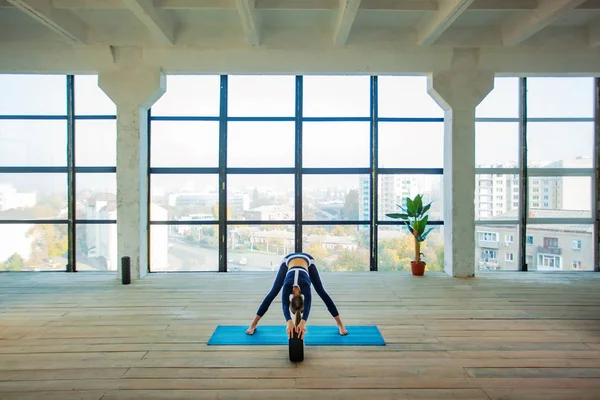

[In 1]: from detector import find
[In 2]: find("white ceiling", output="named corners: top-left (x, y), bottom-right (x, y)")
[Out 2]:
top-left (1, 0), bottom-right (599, 47)
top-left (0, 0), bottom-right (599, 75)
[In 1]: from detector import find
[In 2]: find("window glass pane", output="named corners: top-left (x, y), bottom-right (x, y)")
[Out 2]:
top-left (303, 76), bottom-right (370, 117)
top-left (378, 226), bottom-right (444, 271)
top-left (228, 225), bottom-right (294, 271)
top-left (76, 223), bottom-right (117, 271)
top-left (0, 75), bottom-right (66, 115)
top-left (378, 76), bottom-right (443, 118)
top-left (379, 122), bottom-right (443, 168)
top-left (526, 224), bottom-right (593, 271)
top-left (527, 122), bottom-right (593, 168)
top-left (151, 121), bottom-right (219, 167)
top-left (76, 120), bottom-right (116, 166)
top-left (228, 122), bottom-right (294, 167)
top-left (151, 224), bottom-right (218, 271)
top-left (228, 175), bottom-right (294, 221)
top-left (476, 78), bottom-right (519, 118)
top-left (151, 75), bottom-right (220, 116)
top-left (378, 175), bottom-right (443, 221)
top-left (76, 174), bottom-right (116, 219)
top-left (475, 224), bottom-right (518, 272)
top-left (475, 174), bottom-right (520, 221)
top-left (303, 122), bottom-right (370, 167)
top-left (0, 223), bottom-right (68, 271)
top-left (0, 121), bottom-right (66, 166)
top-left (0, 173), bottom-right (67, 220)
top-left (527, 176), bottom-right (592, 219)
top-left (303, 175), bottom-right (369, 221)
top-left (150, 174), bottom-right (219, 221)
top-left (527, 77), bottom-right (594, 118)
top-left (302, 225), bottom-right (369, 271)
top-left (228, 75), bottom-right (295, 117)
top-left (74, 75), bottom-right (116, 115)
top-left (475, 122), bottom-right (518, 167)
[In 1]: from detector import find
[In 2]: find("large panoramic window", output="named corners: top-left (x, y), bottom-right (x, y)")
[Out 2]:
top-left (474, 77), bottom-right (597, 273)
top-left (474, 78), bottom-right (521, 272)
top-left (0, 75), bottom-right (69, 271)
top-left (525, 77), bottom-right (595, 271)
top-left (376, 76), bottom-right (444, 273)
top-left (149, 75), bottom-right (221, 272)
top-left (147, 74), bottom-right (445, 272)
top-left (74, 75), bottom-right (117, 272)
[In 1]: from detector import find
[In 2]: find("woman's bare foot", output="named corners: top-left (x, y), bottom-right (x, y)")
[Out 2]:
top-left (338, 325), bottom-right (348, 336)
top-left (246, 325), bottom-right (257, 335)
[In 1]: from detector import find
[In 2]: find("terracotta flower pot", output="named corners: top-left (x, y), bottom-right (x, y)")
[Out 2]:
top-left (410, 261), bottom-right (426, 276)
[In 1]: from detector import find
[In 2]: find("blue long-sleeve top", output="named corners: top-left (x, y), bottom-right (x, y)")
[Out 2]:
top-left (281, 266), bottom-right (312, 322)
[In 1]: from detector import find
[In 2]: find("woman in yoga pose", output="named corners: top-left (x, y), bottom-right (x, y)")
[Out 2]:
top-left (246, 252), bottom-right (348, 339)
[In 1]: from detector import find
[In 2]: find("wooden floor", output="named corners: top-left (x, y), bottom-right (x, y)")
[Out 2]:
top-left (0, 271), bottom-right (600, 400)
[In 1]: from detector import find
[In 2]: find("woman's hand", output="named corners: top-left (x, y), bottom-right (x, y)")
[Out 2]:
top-left (295, 319), bottom-right (307, 340)
top-left (286, 320), bottom-right (295, 339)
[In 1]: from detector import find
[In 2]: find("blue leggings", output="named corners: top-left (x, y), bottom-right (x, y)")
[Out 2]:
top-left (256, 262), bottom-right (339, 318)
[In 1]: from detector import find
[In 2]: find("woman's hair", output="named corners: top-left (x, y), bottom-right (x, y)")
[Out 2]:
top-left (290, 291), bottom-right (304, 326)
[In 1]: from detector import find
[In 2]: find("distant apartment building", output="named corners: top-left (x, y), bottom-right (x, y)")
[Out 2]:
top-left (244, 204), bottom-right (294, 220)
top-left (167, 191), bottom-right (218, 209)
top-left (229, 192), bottom-right (250, 219)
top-left (0, 184), bottom-right (36, 212)
top-left (360, 175), bottom-right (441, 221)
top-left (476, 210), bottom-right (593, 272)
top-left (84, 196), bottom-right (168, 270)
top-left (358, 176), bottom-right (369, 220)
top-left (249, 229), bottom-right (357, 253)
top-left (475, 166), bottom-right (519, 219)
top-left (475, 157), bottom-right (592, 219)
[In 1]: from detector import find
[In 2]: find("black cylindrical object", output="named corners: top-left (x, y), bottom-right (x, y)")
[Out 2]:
top-left (288, 331), bottom-right (304, 362)
top-left (121, 256), bottom-right (131, 285)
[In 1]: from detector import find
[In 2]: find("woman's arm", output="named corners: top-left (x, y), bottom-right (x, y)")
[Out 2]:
top-left (301, 287), bottom-right (312, 321)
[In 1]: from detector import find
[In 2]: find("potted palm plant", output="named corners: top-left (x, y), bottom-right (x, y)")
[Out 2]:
top-left (385, 194), bottom-right (433, 276)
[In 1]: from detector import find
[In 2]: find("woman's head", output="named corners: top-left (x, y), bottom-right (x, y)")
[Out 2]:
top-left (290, 286), bottom-right (304, 324)
top-left (291, 291), bottom-right (304, 313)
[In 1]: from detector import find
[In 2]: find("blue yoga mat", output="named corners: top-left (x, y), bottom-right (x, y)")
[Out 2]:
top-left (207, 325), bottom-right (385, 346)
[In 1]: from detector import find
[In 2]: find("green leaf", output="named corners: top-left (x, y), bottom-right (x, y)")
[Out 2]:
top-left (414, 195), bottom-right (423, 215)
top-left (396, 204), bottom-right (408, 213)
top-left (420, 215), bottom-right (429, 231)
top-left (418, 227), bottom-right (434, 242)
top-left (406, 197), bottom-right (416, 217)
top-left (406, 224), bottom-right (414, 235)
top-left (422, 203), bottom-right (431, 215)
top-left (386, 213), bottom-right (409, 220)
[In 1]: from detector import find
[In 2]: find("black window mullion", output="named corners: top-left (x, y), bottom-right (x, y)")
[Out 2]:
top-left (295, 75), bottom-right (303, 252)
top-left (66, 75), bottom-right (76, 273)
top-left (594, 77), bottom-right (600, 272)
top-left (147, 108), bottom-right (152, 273)
top-left (370, 76), bottom-right (378, 271)
top-left (219, 75), bottom-right (228, 272)
top-left (519, 77), bottom-right (528, 272)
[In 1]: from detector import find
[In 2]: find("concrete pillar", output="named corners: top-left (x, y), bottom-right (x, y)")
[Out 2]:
top-left (98, 67), bottom-right (166, 280)
top-left (427, 49), bottom-right (494, 277)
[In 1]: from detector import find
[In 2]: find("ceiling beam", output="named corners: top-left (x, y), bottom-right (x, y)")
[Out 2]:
top-left (235, 0), bottom-right (260, 46)
top-left (49, 0), bottom-right (546, 11)
top-left (7, 0), bottom-right (86, 44)
top-left (122, 0), bottom-right (175, 45)
top-left (501, 0), bottom-right (588, 46)
top-left (589, 18), bottom-right (600, 47)
top-left (333, 0), bottom-right (361, 46)
top-left (417, 0), bottom-right (474, 46)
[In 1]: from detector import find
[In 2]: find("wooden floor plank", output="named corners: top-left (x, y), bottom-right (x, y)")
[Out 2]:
top-left (0, 271), bottom-right (599, 399)
top-left (0, 391), bottom-right (106, 400)
top-left (483, 388), bottom-right (600, 400)
top-left (100, 389), bottom-right (491, 400)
